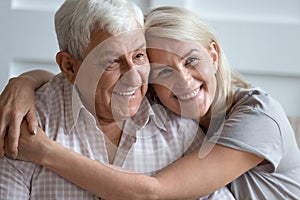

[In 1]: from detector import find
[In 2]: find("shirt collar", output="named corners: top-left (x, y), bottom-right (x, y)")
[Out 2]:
top-left (64, 80), bottom-right (86, 134)
top-left (123, 98), bottom-right (167, 137)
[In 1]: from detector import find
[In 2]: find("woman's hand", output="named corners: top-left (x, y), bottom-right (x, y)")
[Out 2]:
top-left (0, 77), bottom-right (38, 158)
top-left (14, 121), bottom-right (49, 164)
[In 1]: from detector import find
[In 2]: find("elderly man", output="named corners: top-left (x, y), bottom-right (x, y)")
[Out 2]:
top-left (0, 0), bottom-right (202, 199)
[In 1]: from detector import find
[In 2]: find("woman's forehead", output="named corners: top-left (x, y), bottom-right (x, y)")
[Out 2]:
top-left (147, 37), bottom-right (203, 57)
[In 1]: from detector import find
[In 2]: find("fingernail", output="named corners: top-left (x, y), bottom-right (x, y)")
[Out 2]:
top-left (33, 126), bottom-right (37, 135)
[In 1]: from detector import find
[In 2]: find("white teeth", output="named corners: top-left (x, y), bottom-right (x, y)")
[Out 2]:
top-left (177, 88), bottom-right (200, 101)
top-left (113, 90), bottom-right (136, 96)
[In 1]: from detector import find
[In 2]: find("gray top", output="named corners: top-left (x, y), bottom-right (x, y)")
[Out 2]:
top-left (209, 87), bottom-right (300, 200)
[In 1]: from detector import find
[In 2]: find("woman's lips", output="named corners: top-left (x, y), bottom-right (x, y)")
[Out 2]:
top-left (174, 84), bottom-right (203, 101)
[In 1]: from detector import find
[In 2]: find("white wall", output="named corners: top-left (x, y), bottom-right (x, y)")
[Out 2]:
top-left (1, 0), bottom-right (300, 116)
top-left (0, 0), bottom-right (62, 91)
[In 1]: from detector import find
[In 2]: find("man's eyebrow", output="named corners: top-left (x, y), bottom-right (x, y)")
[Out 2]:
top-left (182, 48), bottom-right (201, 58)
top-left (134, 43), bottom-right (146, 51)
top-left (103, 50), bottom-right (119, 58)
top-left (104, 43), bottom-right (146, 57)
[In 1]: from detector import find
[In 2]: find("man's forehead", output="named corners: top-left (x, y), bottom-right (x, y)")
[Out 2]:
top-left (97, 29), bottom-right (146, 55)
top-left (112, 33), bottom-right (145, 48)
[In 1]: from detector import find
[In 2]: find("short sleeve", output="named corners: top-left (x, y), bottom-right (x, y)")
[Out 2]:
top-left (209, 106), bottom-right (283, 172)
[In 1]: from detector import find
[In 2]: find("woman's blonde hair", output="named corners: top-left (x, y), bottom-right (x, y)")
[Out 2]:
top-left (145, 6), bottom-right (250, 115)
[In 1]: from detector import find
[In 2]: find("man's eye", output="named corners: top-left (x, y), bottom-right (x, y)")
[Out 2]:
top-left (108, 59), bottom-right (119, 64)
top-left (134, 53), bottom-right (146, 65)
top-left (105, 59), bottom-right (120, 71)
top-left (185, 57), bottom-right (200, 66)
top-left (136, 53), bottom-right (144, 59)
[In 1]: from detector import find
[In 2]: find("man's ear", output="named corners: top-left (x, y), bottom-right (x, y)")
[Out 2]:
top-left (56, 51), bottom-right (80, 83)
top-left (209, 41), bottom-right (219, 72)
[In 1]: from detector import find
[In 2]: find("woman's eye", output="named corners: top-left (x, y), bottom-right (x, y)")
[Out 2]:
top-left (185, 57), bottom-right (200, 66)
top-left (157, 68), bottom-right (173, 76)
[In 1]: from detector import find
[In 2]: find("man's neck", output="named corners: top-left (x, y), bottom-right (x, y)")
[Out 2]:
top-left (98, 120), bottom-right (124, 143)
top-left (98, 120), bottom-right (124, 164)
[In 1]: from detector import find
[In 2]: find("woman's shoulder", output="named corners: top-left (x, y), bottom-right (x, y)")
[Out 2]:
top-left (233, 87), bottom-right (269, 103)
top-left (231, 87), bottom-right (283, 117)
top-left (228, 87), bottom-right (294, 146)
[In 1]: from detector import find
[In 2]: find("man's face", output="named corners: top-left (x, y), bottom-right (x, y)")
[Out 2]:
top-left (74, 28), bottom-right (150, 124)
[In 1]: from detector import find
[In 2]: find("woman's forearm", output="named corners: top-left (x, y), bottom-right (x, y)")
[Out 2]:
top-left (40, 141), bottom-right (221, 200)
top-left (20, 125), bottom-right (262, 200)
top-left (19, 70), bottom-right (54, 89)
top-left (40, 138), bottom-right (159, 200)
top-left (37, 138), bottom-right (223, 200)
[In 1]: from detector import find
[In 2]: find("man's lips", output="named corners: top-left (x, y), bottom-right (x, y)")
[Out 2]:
top-left (112, 87), bottom-right (140, 96)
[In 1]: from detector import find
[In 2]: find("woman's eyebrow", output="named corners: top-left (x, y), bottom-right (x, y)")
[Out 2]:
top-left (151, 64), bottom-right (169, 71)
top-left (182, 49), bottom-right (200, 59)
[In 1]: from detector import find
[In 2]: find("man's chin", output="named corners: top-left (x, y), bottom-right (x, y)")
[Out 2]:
top-left (113, 106), bottom-right (140, 121)
top-left (111, 96), bottom-right (143, 120)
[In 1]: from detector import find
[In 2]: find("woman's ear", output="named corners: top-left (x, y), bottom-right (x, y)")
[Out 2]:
top-left (56, 51), bottom-right (80, 83)
top-left (209, 41), bottom-right (219, 72)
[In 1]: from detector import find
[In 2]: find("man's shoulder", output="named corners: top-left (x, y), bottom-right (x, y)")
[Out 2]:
top-left (34, 73), bottom-right (71, 126)
top-left (35, 73), bottom-right (72, 106)
top-left (35, 73), bottom-right (66, 97)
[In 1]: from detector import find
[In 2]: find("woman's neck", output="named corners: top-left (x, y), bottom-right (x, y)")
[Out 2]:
top-left (198, 116), bottom-right (210, 132)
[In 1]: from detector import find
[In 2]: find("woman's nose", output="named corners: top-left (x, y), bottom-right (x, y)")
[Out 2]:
top-left (174, 66), bottom-right (194, 89)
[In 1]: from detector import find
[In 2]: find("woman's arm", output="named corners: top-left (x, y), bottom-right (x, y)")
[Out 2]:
top-left (18, 122), bottom-right (264, 200)
top-left (17, 69), bottom-right (54, 89)
top-left (18, 122), bottom-right (159, 200)
top-left (0, 70), bottom-right (54, 158)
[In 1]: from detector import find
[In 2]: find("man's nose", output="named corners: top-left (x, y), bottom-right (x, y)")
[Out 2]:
top-left (122, 69), bottom-right (142, 87)
top-left (120, 61), bottom-right (142, 86)
top-left (120, 57), bottom-right (136, 72)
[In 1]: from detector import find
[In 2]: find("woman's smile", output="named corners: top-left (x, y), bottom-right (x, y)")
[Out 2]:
top-left (173, 84), bottom-right (203, 102)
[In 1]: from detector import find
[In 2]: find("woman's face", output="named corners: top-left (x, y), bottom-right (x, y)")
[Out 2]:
top-left (148, 37), bottom-right (219, 119)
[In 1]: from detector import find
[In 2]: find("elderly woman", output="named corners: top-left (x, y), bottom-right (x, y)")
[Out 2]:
top-left (1, 6), bottom-right (300, 200)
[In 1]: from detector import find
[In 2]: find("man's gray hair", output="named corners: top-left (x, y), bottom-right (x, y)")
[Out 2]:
top-left (55, 0), bottom-right (144, 59)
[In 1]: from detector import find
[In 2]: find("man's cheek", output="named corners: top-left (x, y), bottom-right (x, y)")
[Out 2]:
top-left (141, 65), bottom-right (151, 81)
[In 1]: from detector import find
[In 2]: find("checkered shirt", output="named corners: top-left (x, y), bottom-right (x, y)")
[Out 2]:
top-left (0, 73), bottom-right (234, 200)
